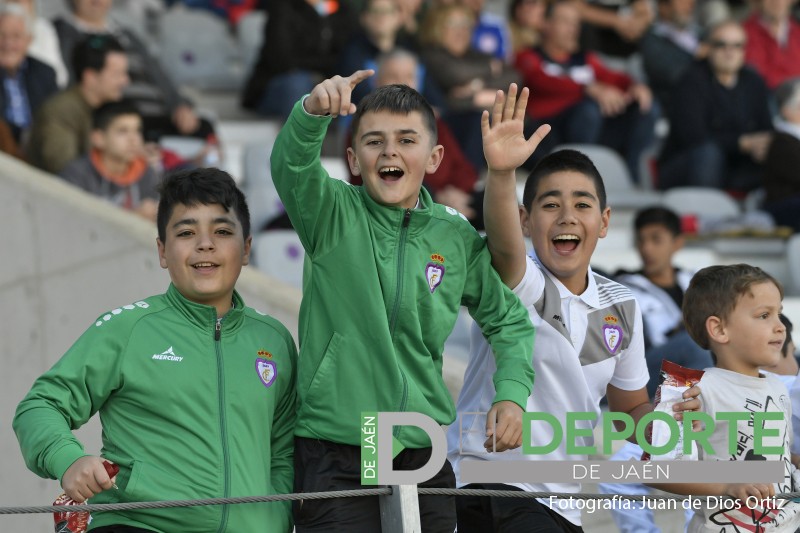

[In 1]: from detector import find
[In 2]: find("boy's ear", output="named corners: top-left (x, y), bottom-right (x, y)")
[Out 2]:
top-left (706, 315), bottom-right (728, 345)
top-left (673, 234), bottom-right (685, 252)
top-left (519, 205), bottom-right (531, 237)
top-left (425, 144), bottom-right (444, 175)
top-left (242, 235), bottom-right (252, 266)
top-left (156, 238), bottom-right (168, 270)
top-left (346, 147), bottom-right (361, 176)
top-left (599, 206), bottom-right (611, 238)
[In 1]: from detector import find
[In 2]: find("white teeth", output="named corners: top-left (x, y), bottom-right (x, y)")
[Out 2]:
top-left (379, 166), bottom-right (402, 172)
top-left (193, 263), bottom-right (215, 268)
top-left (553, 234), bottom-right (580, 241)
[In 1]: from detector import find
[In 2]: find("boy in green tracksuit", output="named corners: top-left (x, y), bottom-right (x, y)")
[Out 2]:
top-left (270, 70), bottom-right (535, 531)
top-left (13, 168), bottom-right (297, 533)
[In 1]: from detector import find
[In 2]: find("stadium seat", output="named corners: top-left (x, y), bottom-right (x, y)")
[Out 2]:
top-left (661, 187), bottom-right (741, 218)
top-left (242, 143), bottom-right (284, 232)
top-left (237, 10), bottom-right (267, 73)
top-left (251, 230), bottom-right (305, 289)
top-left (158, 6), bottom-right (244, 90)
top-left (320, 157), bottom-right (351, 182)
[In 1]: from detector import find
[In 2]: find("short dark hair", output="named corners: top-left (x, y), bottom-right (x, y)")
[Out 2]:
top-left (350, 84), bottom-right (437, 146)
top-left (522, 149), bottom-right (607, 211)
top-left (683, 265), bottom-right (783, 359)
top-left (73, 34), bottom-right (125, 83)
top-left (157, 168), bottom-right (251, 243)
top-left (634, 206), bottom-right (682, 236)
top-left (92, 99), bottom-right (140, 131)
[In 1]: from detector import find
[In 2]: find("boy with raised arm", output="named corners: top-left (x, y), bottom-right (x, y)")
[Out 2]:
top-left (269, 71), bottom-right (536, 531)
top-left (447, 85), bottom-right (699, 532)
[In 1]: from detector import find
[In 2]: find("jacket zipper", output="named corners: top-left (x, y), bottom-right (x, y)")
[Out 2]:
top-left (215, 318), bottom-right (230, 532)
top-left (389, 210), bottom-right (411, 436)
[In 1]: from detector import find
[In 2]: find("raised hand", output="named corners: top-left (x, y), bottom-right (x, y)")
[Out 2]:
top-left (303, 70), bottom-right (375, 118)
top-left (481, 84), bottom-right (550, 173)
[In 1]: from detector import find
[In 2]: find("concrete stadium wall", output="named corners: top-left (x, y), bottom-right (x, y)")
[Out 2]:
top-left (0, 153), bottom-right (300, 531)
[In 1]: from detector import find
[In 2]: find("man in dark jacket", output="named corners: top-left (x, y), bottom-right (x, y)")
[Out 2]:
top-left (658, 19), bottom-right (773, 192)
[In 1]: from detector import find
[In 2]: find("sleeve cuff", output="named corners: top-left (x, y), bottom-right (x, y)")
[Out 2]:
top-left (49, 444), bottom-right (88, 482)
top-left (493, 378), bottom-right (533, 411)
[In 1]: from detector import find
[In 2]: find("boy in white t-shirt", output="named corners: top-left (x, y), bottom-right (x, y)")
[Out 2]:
top-left (654, 264), bottom-right (800, 532)
top-left (446, 85), bottom-right (701, 532)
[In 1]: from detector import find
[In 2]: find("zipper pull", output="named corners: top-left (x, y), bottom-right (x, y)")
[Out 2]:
top-left (215, 320), bottom-right (221, 341)
top-left (403, 209), bottom-right (411, 228)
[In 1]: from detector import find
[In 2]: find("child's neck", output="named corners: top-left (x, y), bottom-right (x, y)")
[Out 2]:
top-left (714, 355), bottom-right (761, 378)
top-left (646, 266), bottom-right (676, 288)
top-left (101, 154), bottom-right (131, 178)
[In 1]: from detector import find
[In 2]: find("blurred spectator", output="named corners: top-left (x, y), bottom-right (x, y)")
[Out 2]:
top-left (577, 0), bottom-right (653, 70)
top-left (345, 49), bottom-right (483, 226)
top-left (241, 0), bottom-right (357, 119)
top-left (6, 0), bottom-right (68, 87)
top-left (27, 35), bottom-right (128, 174)
top-left (60, 99), bottom-right (159, 222)
top-left (54, 0), bottom-right (215, 143)
top-left (339, 0), bottom-right (413, 105)
top-left (743, 0), bottom-right (800, 91)
top-left (461, 0), bottom-right (513, 61)
top-left (0, 3), bottom-right (57, 144)
top-left (762, 77), bottom-right (800, 232)
top-left (395, 0), bottom-right (424, 35)
top-left (515, 0), bottom-right (657, 182)
top-left (657, 20), bottom-right (773, 192)
top-left (164, 0), bottom-right (259, 25)
top-left (420, 3), bottom-right (519, 170)
top-left (615, 206), bottom-right (711, 398)
top-left (640, 0), bottom-right (706, 108)
top-left (509, 0), bottom-right (546, 54)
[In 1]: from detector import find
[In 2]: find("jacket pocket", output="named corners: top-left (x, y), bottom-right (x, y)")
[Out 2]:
top-left (304, 331), bottom-right (343, 401)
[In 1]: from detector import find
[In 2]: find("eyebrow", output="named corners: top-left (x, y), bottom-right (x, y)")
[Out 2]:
top-left (171, 217), bottom-right (237, 229)
top-left (360, 128), bottom-right (420, 141)
top-left (537, 189), bottom-right (598, 201)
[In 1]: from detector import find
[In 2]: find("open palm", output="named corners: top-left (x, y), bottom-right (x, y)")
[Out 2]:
top-left (481, 84), bottom-right (551, 172)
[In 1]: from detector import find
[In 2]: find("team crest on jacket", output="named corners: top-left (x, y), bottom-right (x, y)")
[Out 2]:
top-left (426, 254), bottom-right (446, 293)
top-left (256, 354), bottom-right (277, 388)
top-left (602, 315), bottom-right (623, 354)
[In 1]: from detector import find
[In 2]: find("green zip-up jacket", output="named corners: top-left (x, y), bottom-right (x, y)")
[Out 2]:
top-left (270, 100), bottom-right (535, 448)
top-left (13, 285), bottom-right (296, 533)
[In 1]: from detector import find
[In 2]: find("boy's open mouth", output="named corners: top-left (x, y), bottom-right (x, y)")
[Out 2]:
top-left (379, 166), bottom-right (405, 181)
top-left (552, 234), bottom-right (580, 253)
top-left (192, 262), bottom-right (219, 271)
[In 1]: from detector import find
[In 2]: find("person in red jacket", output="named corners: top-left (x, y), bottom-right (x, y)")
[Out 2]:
top-left (743, 0), bottom-right (800, 91)
top-left (515, 0), bottom-right (657, 182)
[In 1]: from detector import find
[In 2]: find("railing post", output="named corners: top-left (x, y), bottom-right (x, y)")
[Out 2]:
top-left (379, 484), bottom-right (421, 532)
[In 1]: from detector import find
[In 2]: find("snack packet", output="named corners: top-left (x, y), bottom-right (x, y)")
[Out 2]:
top-left (642, 360), bottom-right (704, 461)
top-left (53, 461), bottom-right (119, 533)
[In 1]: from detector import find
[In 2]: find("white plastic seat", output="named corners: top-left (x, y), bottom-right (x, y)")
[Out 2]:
top-left (158, 6), bottom-right (243, 90)
top-left (251, 230), bottom-right (305, 289)
top-left (661, 187), bottom-right (741, 218)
